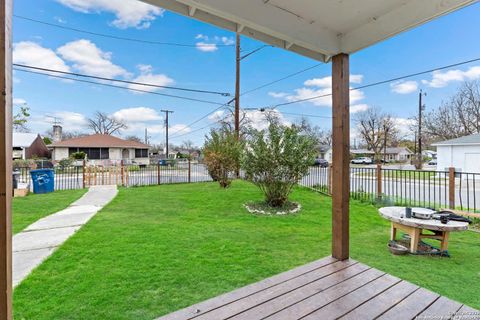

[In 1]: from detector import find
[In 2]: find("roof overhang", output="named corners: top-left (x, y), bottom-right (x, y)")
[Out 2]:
top-left (142, 0), bottom-right (476, 62)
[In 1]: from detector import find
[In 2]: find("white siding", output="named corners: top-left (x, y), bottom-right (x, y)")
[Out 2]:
top-left (109, 148), bottom-right (122, 160)
top-left (53, 147), bottom-right (69, 161)
top-left (437, 145), bottom-right (480, 173)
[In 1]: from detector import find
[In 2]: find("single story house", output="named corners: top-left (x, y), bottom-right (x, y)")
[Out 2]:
top-left (50, 134), bottom-right (150, 165)
top-left (351, 147), bottom-right (413, 162)
top-left (13, 133), bottom-right (50, 160)
top-left (432, 133), bottom-right (480, 173)
top-left (318, 145), bottom-right (332, 162)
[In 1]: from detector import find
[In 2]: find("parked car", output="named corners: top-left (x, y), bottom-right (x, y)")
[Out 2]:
top-left (428, 159), bottom-right (437, 165)
top-left (351, 157), bottom-right (373, 164)
top-left (313, 158), bottom-right (329, 167)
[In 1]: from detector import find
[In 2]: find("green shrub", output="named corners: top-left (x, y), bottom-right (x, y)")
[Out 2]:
top-left (242, 118), bottom-right (317, 207)
top-left (203, 127), bottom-right (243, 188)
top-left (71, 151), bottom-right (86, 160)
top-left (58, 158), bottom-right (73, 169)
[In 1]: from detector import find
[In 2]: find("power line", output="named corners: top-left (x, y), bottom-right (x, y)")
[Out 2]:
top-left (280, 111), bottom-right (331, 119)
top-left (240, 63), bottom-right (322, 96)
top-left (240, 45), bottom-right (271, 60)
top-left (14, 68), bottom-right (227, 106)
top-left (14, 64), bottom-right (231, 96)
top-left (272, 57), bottom-right (480, 108)
top-left (14, 14), bottom-right (236, 48)
top-left (169, 122), bottom-right (217, 140)
top-left (169, 103), bottom-right (232, 139)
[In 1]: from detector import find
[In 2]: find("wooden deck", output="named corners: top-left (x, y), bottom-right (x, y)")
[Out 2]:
top-left (157, 256), bottom-right (479, 320)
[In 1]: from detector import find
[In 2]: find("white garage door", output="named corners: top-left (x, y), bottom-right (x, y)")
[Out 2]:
top-left (464, 153), bottom-right (480, 173)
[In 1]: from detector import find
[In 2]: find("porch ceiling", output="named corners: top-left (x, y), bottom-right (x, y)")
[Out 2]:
top-left (142, 0), bottom-right (476, 61)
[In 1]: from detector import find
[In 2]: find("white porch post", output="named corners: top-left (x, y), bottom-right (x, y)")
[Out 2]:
top-left (331, 53), bottom-right (350, 260)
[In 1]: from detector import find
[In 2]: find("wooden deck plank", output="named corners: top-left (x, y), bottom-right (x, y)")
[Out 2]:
top-left (454, 305), bottom-right (480, 319)
top-left (339, 280), bottom-right (418, 320)
top-left (156, 256), bottom-right (337, 320)
top-left (264, 267), bottom-right (385, 320)
top-left (156, 256), bottom-right (479, 320)
top-left (416, 296), bottom-right (463, 319)
top-left (302, 274), bottom-right (401, 320)
top-left (230, 263), bottom-right (370, 320)
top-left (192, 260), bottom-right (356, 320)
top-left (376, 288), bottom-right (440, 320)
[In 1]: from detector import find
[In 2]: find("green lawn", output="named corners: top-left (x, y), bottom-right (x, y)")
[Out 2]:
top-left (13, 181), bottom-right (480, 319)
top-left (13, 189), bottom-right (87, 234)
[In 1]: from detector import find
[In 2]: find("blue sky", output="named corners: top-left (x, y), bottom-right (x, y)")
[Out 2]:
top-left (12, 0), bottom-right (480, 146)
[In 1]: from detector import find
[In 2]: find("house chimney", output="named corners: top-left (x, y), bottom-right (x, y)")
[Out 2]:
top-left (53, 124), bottom-right (62, 142)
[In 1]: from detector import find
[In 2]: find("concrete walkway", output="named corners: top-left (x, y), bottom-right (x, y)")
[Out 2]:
top-left (13, 185), bottom-right (118, 287)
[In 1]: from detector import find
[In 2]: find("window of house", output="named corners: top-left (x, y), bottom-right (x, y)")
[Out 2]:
top-left (68, 147), bottom-right (109, 160)
top-left (135, 149), bottom-right (148, 158)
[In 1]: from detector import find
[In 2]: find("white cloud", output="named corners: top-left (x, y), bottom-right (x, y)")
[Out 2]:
top-left (112, 107), bottom-right (162, 123)
top-left (195, 42), bottom-right (218, 52)
top-left (287, 74), bottom-right (366, 107)
top-left (245, 110), bottom-right (290, 131)
top-left (195, 34), bottom-right (233, 52)
top-left (286, 87), bottom-right (365, 107)
top-left (127, 64), bottom-right (174, 93)
top-left (30, 111), bottom-right (88, 132)
top-left (170, 124), bottom-right (191, 135)
top-left (13, 98), bottom-right (27, 105)
top-left (57, 39), bottom-right (128, 78)
top-left (195, 34), bottom-right (208, 41)
top-left (390, 80), bottom-right (418, 94)
top-left (350, 104), bottom-right (369, 113)
top-left (393, 117), bottom-right (416, 137)
top-left (422, 66), bottom-right (480, 88)
top-left (304, 74), bottom-right (363, 88)
top-left (54, 16), bottom-right (67, 24)
top-left (350, 74), bottom-right (364, 84)
top-left (207, 110), bottom-right (225, 121)
top-left (221, 36), bottom-right (235, 45)
top-left (303, 76), bottom-right (332, 88)
top-left (56, 0), bottom-right (164, 29)
top-left (268, 92), bottom-right (288, 98)
top-left (13, 41), bottom-right (70, 72)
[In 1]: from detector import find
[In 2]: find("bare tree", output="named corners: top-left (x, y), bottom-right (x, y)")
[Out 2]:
top-left (294, 117), bottom-right (332, 147)
top-left (124, 135), bottom-right (143, 143)
top-left (355, 107), bottom-right (398, 161)
top-left (44, 128), bottom-right (87, 140)
top-left (181, 140), bottom-right (195, 150)
top-left (211, 108), bottom-right (252, 138)
top-left (87, 111), bottom-right (127, 135)
top-left (424, 81), bottom-right (480, 141)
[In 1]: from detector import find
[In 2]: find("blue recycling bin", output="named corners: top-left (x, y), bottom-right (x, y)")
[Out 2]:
top-left (30, 169), bottom-right (55, 194)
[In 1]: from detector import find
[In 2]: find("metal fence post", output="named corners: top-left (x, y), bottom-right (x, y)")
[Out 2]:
top-left (157, 163), bottom-right (161, 185)
top-left (328, 164), bottom-right (333, 195)
top-left (82, 160), bottom-right (86, 189)
top-left (188, 159), bottom-right (191, 183)
top-left (376, 163), bottom-right (382, 199)
top-left (120, 160), bottom-right (125, 187)
top-left (449, 167), bottom-right (455, 209)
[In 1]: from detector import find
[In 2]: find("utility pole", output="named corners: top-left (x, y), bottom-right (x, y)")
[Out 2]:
top-left (417, 90), bottom-right (426, 169)
top-left (234, 32), bottom-right (240, 140)
top-left (144, 128), bottom-right (148, 145)
top-left (161, 110), bottom-right (174, 159)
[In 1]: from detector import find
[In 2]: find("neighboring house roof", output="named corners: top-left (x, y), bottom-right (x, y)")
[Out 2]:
top-left (50, 134), bottom-right (150, 148)
top-left (351, 147), bottom-right (413, 155)
top-left (432, 133), bottom-right (480, 146)
top-left (13, 133), bottom-right (40, 148)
